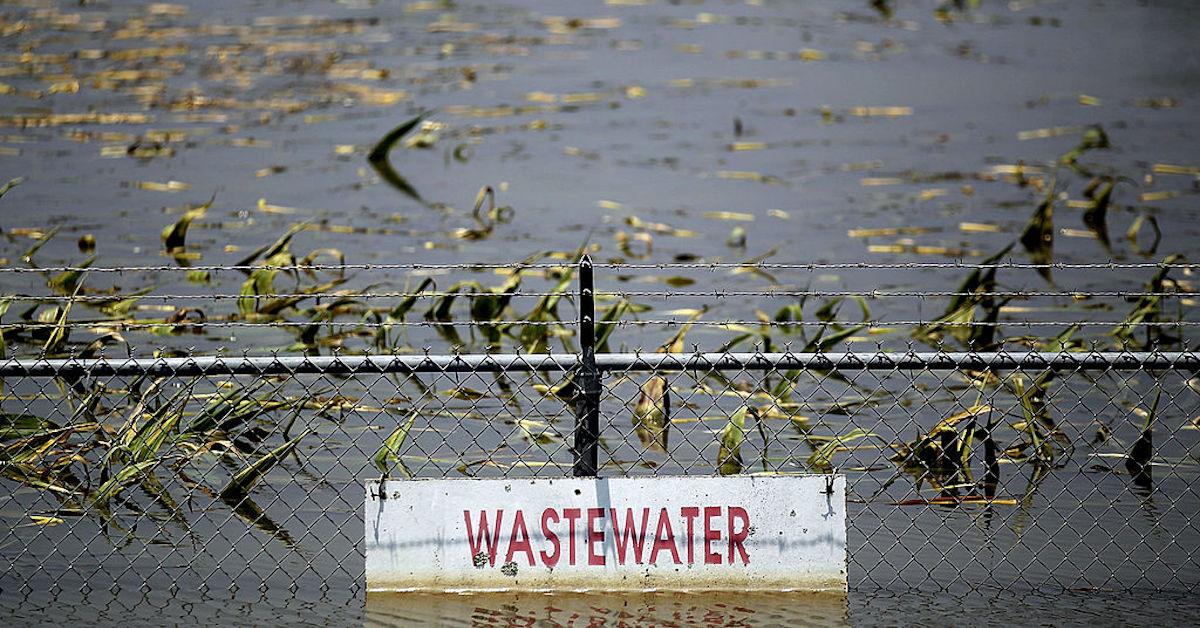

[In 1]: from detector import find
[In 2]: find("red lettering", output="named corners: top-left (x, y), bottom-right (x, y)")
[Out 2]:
top-left (506, 510), bottom-right (535, 566)
top-left (649, 507), bottom-right (681, 565)
top-left (703, 506), bottom-right (722, 564)
top-left (728, 506), bottom-right (750, 565)
top-left (540, 508), bottom-right (561, 568)
top-left (466, 506), bottom-right (747, 570)
top-left (587, 507), bottom-right (606, 565)
top-left (680, 507), bottom-right (700, 564)
top-left (464, 509), bottom-right (504, 567)
top-left (609, 508), bottom-right (650, 565)
top-left (563, 508), bottom-right (581, 566)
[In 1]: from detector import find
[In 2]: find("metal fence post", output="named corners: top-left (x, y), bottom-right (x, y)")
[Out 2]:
top-left (573, 254), bottom-right (601, 476)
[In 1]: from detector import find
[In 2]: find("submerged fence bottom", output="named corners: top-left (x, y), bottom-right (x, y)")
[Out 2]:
top-left (1, 351), bottom-right (1197, 617)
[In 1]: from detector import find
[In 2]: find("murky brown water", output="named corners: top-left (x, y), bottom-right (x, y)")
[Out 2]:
top-left (1, 0), bottom-right (1199, 625)
top-left (366, 591), bottom-right (849, 627)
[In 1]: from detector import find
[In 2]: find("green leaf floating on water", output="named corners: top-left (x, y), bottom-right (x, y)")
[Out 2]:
top-left (633, 376), bottom-right (670, 453)
top-left (0, 177), bottom-right (22, 200)
top-left (368, 113), bottom-right (428, 163)
top-left (1126, 387), bottom-right (1160, 488)
top-left (161, 195), bottom-right (214, 253)
top-left (1082, 176), bottom-right (1114, 251)
top-left (807, 428), bottom-right (878, 474)
top-left (1111, 254), bottom-right (1183, 347)
top-left (1060, 124), bottom-right (1109, 166)
top-left (92, 460), bottom-right (158, 509)
top-left (375, 413), bottom-right (417, 478)
top-left (43, 279), bottom-right (84, 355)
top-left (0, 413), bottom-right (57, 441)
top-left (717, 406), bottom-right (749, 475)
top-left (183, 381), bottom-right (294, 437)
top-left (220, 428), bottom-right (312, 499)
top-left (232, 220), bottom-right (308, 269)
top-left (596, 298), bottom-right (642, 353)
top-left (1020, 185), bottom-right (1055, 284)
top-left (161, 203), bottom-right (210, 252)
top-left (47, 256), bottom-right (94, 294)
top-left (238, 266), bottom-right (281, 317)
top-left (124, 384), bottom-right (192, 464)
top-left (916, 242), bottom-right (1014, 347)
top-left (368, 112), bottom-right (429, 203)
top-left (20, 225), bottom-right (58, 264)
top-left (389, 277), bottom-right (435, 321)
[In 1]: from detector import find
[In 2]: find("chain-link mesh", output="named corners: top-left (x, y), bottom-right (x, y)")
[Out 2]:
top-left (596, 351), bottom-right (1200, 593)
top-left (1, 349), bottom-right (1197, 616)
top-left (1, 255), bottom-right (1198, 619)
top-left (0, 355), bottom-right (578, 615)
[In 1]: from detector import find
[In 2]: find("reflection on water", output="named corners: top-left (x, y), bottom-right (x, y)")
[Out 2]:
top-left (850, 588), bottom-right (1200, 628)
top-left (8, 587), bottom-right (1198, 626)
top-left (365, 591), bottom-right (849, 627)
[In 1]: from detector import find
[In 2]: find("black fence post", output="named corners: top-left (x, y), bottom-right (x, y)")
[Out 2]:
top-left (573, 254), bottom-right (601, 477)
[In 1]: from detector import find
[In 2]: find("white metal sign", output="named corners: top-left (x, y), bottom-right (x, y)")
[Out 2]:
top-left (365, 475), bottom-right (846, 592)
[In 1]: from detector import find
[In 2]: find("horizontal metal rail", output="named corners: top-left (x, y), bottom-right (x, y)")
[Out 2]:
top-left (1, 351), bottom-right (1196, 377)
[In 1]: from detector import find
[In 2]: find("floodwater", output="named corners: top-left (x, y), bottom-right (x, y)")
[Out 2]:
top-left (366, 591), bottom-right (850, 627)
top-left (1, 0), bottom-right (1199, 625)
top-left (0, 0), bottom-right (1197, 353)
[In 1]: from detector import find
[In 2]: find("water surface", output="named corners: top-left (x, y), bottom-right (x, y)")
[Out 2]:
top-left (1, 0), bottom-right (1198, 625)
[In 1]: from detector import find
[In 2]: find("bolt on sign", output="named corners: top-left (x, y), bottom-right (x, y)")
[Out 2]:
top-left (365, 475), bottom-right (846, 592)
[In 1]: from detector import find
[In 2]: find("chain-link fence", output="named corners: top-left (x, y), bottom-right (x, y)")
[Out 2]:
top-left (1, 257), bottom-right (1198, 618)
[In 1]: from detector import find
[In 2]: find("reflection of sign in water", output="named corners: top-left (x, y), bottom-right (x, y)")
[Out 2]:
top-left (364, 590), bottom-right (851, 627)
top-left (366, 476), bottom-right (846, 592)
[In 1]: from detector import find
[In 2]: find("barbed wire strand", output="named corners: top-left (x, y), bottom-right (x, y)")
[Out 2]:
top-left (1, 319), bottom-right (1195, 331)
top-left (0, 260), bottom-right (1196, 274)
top-left (1, 289), bottom-right (1195, 303)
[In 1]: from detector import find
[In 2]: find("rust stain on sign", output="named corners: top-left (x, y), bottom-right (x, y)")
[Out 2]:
top-left (365, 475), bottom-right (846, 592)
